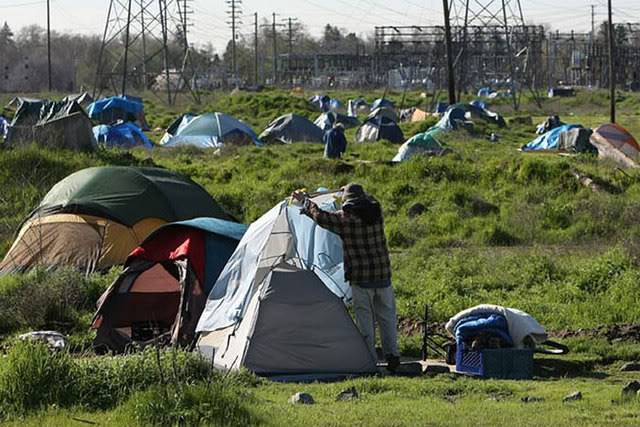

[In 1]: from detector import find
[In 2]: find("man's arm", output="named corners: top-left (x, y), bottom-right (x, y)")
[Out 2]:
top-left (301, 199), bottom-right (345, 236)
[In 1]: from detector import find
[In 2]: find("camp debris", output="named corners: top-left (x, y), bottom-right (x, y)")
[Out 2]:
top-left (548, 87), bottom-right (576, 98)
top-left (522, 124), bottom-right (595, 153)
top-left (4, 98), bottom-right (96, 151)
top-left (590, 123), bottom-right (640, 169)
top-left (355, 109), bottom-right (404, 144)
top-left (0, 166), bottom-right (233, 274)
top-left (314, 111), bottom-right (360, 132)
top-left (393, 128), bottom-right (447, 162)
top-left (259, 113), bottom-right (324, 144)
top-left (536, 115), bottom-right (564, 135)
top-left (92, 218), bottom-right (247, 354)
top-left (160, 112), bottom-right (261, 148)
top-left (93, 122), bottom-right (154, 149)
top-left (88, 95), bottom-right (150, 130)
top-left (196, 191), bottom-right (378, 381)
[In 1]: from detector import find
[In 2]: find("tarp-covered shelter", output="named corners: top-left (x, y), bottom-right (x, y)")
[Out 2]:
top-left (88, 96), bottom-right (150, 130)
top-left (371, 98), bottom-right (394, 111)
top-left (590, 124), bottom-right (640, 169)
top-left (5, 99), bottom-right (96, 151)
top-left (435, 103), bottom-right (506, 131)
top-left (309, 95), bottom-right (331, 112)
top-left (355, 115), bottom-right (404, 144)
top-left (0, 167), bottom-right (233, 274)
top-left (393, 129), bottom-right (446, 162)
top-left (522, 124), bottom-right (594, 152)
top-left (92, 218), bottom-right (247, 354)
top-left (62, 92), bottom-right (94, 109)
top-left (260, 114), bottom-right (324, 144)
top-left (314, 112), bottom-right (360, 132)
top-left (196, 192), bottom-right (377, 380)
top-left (160, 112), bottom-right (261, 148)
top-left (93, 122), bottom-right (153, 149)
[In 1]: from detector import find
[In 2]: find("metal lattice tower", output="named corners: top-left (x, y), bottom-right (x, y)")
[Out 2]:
top-left (448, 0), bottom-right (538, 109)
top-left (93, 0), bottom-right (198, 104)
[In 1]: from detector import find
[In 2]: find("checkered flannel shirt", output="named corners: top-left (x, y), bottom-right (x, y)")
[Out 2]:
top-left (302, 199), bottom-right (392, 285)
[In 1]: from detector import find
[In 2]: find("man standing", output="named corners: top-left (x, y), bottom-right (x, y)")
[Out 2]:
top-left (292, 184), bottom-right (400, 371)
top-left (323, 122), bottom-right (347, 159)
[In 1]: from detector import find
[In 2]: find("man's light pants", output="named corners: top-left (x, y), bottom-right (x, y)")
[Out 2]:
top-left (351, 284), bottom-right (399, 361)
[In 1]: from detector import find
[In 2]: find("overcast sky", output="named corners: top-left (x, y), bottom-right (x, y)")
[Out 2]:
top-left (1, 0), bottom-right (639, 53)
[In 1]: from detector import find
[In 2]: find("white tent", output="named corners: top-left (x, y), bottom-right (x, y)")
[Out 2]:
top-left (160, 112), bottom-right (261, 148)
top-left (196, 192), bottom-right (377, 380)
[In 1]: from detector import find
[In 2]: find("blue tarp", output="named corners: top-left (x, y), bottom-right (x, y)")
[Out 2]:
top-left (522, 124), bottom-right (582, 151)
top-left (93, 122), bottom-right (153, 149)
top-left (454, 314), bottom-right (513, 346)
top-left (88, 96), bottom-right (143, 119)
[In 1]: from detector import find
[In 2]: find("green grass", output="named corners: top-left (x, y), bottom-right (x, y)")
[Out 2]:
top-left (1, 88), bottom-right (640, 425)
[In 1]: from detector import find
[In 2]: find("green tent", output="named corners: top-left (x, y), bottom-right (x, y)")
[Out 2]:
top-left (1, 166), bottom-right (233, 274)
top-left (393, 129), bottom-right (446, 162)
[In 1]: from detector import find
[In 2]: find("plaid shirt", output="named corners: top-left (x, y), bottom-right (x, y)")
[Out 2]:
top-left (302, 199), bottom-right (391, 286)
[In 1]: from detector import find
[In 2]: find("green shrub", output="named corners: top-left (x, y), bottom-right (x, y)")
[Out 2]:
top-left (121, 381), bottom-right (257, 427)
top-left (0, 341), bottom-right (74, 415)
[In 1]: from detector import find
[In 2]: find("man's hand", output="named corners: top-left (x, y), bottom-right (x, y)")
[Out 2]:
top-left (291, 190), bottom-right (308, 202)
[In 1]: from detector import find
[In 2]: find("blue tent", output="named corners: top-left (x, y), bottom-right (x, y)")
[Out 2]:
top-left (160, 112), bottom-right (261, 148)
top-left (522, 124), bottom-right (582, 151)
top-left (371, 98), bottom-right (395, 111)
top-left (93, 122), bottom-right (154, 149)
top-left (88, 96), bottom-right (149, 129)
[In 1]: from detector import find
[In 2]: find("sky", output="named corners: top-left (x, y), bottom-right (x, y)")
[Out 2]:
top-left (1, 0), bottom-right (640, 54)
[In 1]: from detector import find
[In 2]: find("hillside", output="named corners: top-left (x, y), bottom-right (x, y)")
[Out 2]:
top-left (1, 89), bottom-right (640, 425)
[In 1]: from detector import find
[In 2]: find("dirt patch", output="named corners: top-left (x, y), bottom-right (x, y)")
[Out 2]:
top-left (552, 324), bottom-right (640, 342)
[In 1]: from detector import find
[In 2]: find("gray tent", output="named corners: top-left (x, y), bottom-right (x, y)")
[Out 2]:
top-left (196, 193), bottom-right (377, 380)
top-left (259, 113), bottom-right (324, 144)
top-left (5, 99), bottom-right (96, 151)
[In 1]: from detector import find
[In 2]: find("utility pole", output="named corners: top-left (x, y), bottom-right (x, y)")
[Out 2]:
top-left (226, 0), bottom-right (242, 82)
top-left (121, 0), bottom-right (133, 96)
top-left (46, 0), bottom-right (52, 92)
top-left (607, 0), bottom-right (615, 123)
top-left (272, 13), bottom-right (278, 85)
top-left (254, 12), bottom-right (259, 85)
top-left (589, 4), bottom-right (595, 87)
top-left (442, 0), bottom-right (456, 104)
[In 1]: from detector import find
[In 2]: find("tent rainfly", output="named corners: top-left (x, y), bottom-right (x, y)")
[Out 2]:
top-left (160, 112), bottom-right (261, 148)
top-left (93, 122), bottom-right (154, 149)
top-left (92, 218), bottom-right (247, 353)
top-left (88, 96), bottom-right (150, 130)
top-left (196, 192), bottom-right (377, 381)
top-left (0, 167), bottom-right (233, 274)
top-left (259, 113), bottom-right (324, 144)
top-left (590, 124), bottom-right (640, 169)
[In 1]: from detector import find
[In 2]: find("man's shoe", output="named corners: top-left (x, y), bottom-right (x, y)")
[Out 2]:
top-left (386, 355), bottom-right (401, 373)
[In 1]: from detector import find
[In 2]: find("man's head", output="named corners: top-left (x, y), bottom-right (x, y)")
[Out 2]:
top-left (341, 183), bottom-right (366, 204)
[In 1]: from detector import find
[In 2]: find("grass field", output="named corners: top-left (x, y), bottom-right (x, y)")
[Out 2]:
top-left (0, 88), bottom-right (640, 425)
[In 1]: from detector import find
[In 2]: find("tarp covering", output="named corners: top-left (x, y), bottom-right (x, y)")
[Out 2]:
top-left (28, 166), bottom-right (233, 227)
top-left (160, 112), bottom-right (261, 148)
top-left (88, 96), bottom-right (149, 129)
top-left (590, 124), bottom-right (640, 169)
top-left (259, 113), bottom-right (324, 144)
top-left (371, 98), bottom-right (394, 111)
top-left (522, 124), bottom-right (583, 151)
top-left (5, 99), bottom-right (96, 151)
top-left (93, 122), bottom-right (154, 149)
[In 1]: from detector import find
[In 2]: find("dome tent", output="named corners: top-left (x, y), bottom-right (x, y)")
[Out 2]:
top-left (160, 112), bottom-right (261, 148)
top-left (259, 113), bottom-right (324, 144)
top-left (196, 191), bottom-right (377, 381)
top-left (93, 122), bottom-right (154, 149)
top-left (0, 167), bottom-right (233, 274)
top-left (590, 123), bottom-right (640, 169)
top-left (92, 218), bottom-right (247, 354)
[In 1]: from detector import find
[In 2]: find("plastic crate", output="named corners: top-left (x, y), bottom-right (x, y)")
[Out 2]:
top-left (455, 343), bottom-right (534, 379)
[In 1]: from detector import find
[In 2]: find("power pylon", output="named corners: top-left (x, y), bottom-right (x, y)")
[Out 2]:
top-left (448, 0), bottom-right (539, 109)
top-left (93, 0), bottom-right (199, 104)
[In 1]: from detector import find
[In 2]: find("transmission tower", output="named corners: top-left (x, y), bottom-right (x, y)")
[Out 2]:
top-left (447, 0), bottom-right (541, 109)
top-left (226, 0), bottom-right (243, 83)
top-left (93, 0), bottom-right (199, 104)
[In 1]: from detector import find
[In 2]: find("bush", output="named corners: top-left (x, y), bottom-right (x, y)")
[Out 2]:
top-left (0, 341), bottom-right (74, 415)
top-left (121, 381), bottom-right (257, 427)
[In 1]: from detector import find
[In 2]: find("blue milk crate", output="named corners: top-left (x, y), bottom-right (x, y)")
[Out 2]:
top-left (455, 343), bottom-right (534, 379)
